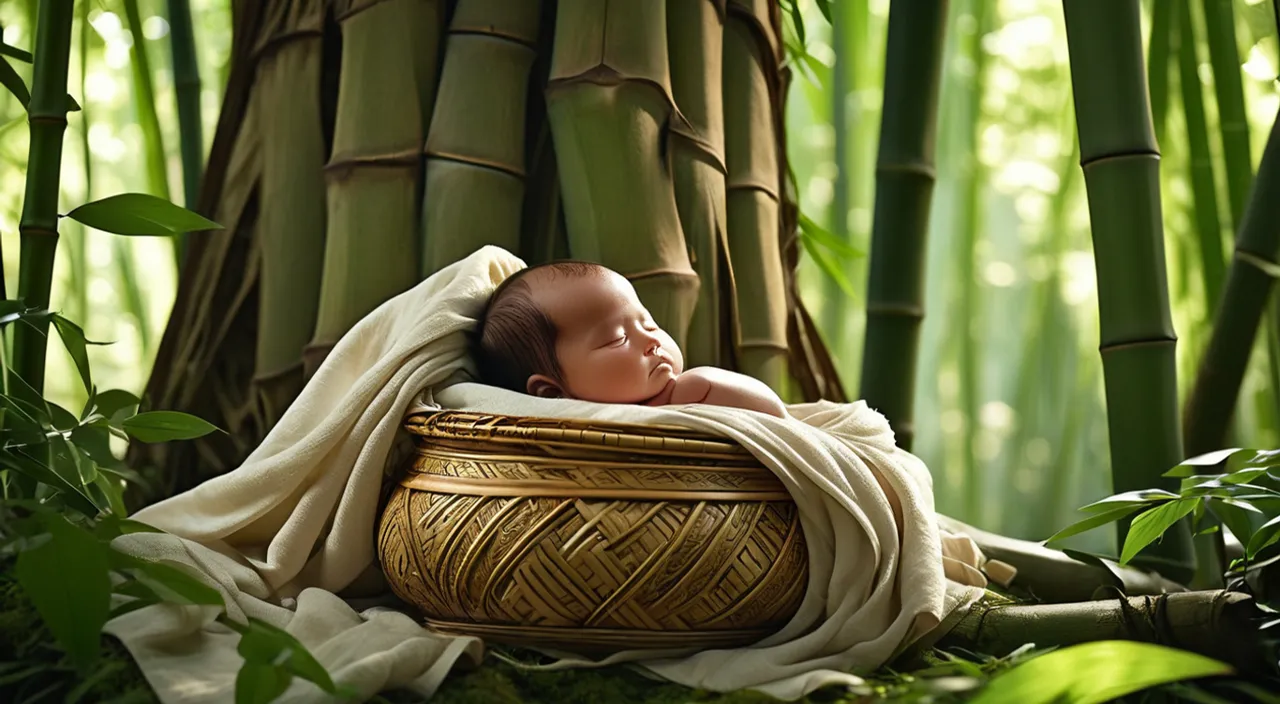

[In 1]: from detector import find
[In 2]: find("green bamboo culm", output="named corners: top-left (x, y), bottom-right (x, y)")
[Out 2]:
top-left (547, 0), bottom-right (700, 352)
top-left (120, 0), bottom-right (171, 203)
top-left (956, 0), bottom-right (992, 522)
top-left (666, 0), bottom-right (727, 369)
top-left (1200, 0), bottom-right (1251, 229)
top-left (1147, 0), bottom-right (1174, 146)
top-left (309, 0), bottom-right (443, 372)
top-left (858, 0), bottom-right (949, 449)
top-left (10, 0), bottom-right (75, 398)
top-left (822, 0), bottom-right (852, 355)
top-left (421, 0), bottom-right (540, 276)
top-left (1184, 107), bottom-right (1280, 456)
top-left (722, 0), bottom-right (795, 393)
top-left (167, 0), bottom-right (204, 211)
top-left (1061, 0), bottom-right (1194, 582)
top-left (1176, 0), bottom-right (1227, 313)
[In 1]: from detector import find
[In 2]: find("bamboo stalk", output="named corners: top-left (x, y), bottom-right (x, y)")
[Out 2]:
top-left (252, 0), bottom-right (328, 415)
top-left (667, 0), bottom-right (727, 369)
top-left (1184, 106), bottom-right (1280, 455)
top-left (1062, 0), bottom-right (1194, 582)
top-left (1200, 0), bottom-right (1251, 230)
top-left (1177, 0), bottom-right (1228, 314)
top-left (72, 0), bottom-right (91, 324)
top-left (821, 0), bottom-right (853, 353)
top-left (957, 0), bottom-right (991, 522)
top-left (722, 0), bottom-right (791, 392)
top-left (1147, 0), bottom-right (1174, 147)
top-left (120, 0), bottom-right (171, 201)
top-left (308, 0), bottom-right (443, 371)
top-left (929, 590), bottom-right (1267, 675)
top-left (858, 0), bottom-right (949, 450)
top-left (421, 0), bottom-right (541, 275)
top-left (546, 0), bottom-right (700, 353)
top-left (10, 0), bottom-right (74, 399)
top-left (167, 0), bottom-right (204, 211)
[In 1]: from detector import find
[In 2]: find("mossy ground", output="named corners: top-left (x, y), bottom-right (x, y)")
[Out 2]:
top-left (0, 576), bottom-right (856, 703)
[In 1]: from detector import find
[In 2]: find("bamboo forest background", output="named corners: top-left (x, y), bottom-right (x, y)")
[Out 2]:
top-left (2, 0), bottom-right (1279, 554)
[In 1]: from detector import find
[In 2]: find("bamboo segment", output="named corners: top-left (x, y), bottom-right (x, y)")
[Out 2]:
top-left (120, 0), bottom-right (169, 200)
top-left (1200, 0), bottom-right (1252, 229)
top-left (421, 0), bottom-right (541, 275)
top-left (722, 0), bottom-right (787, 391)
top-left (1062, 0), bottom-right (1193, 582)
top-left (309, 0), bottom-right (444, 368)
top-left (932, 591), bottom-right (1267, 675)
top-left (167, 0), bottom-right (204, 210)
top-left (1185, 107), bottom-right (1280, 455)
top-left (1147, 0), bottom-right (1174, 146)
top-left (11, 0), bottom-right (74, 399)
top-left (858, 0), bottom-right (948, 449)
top-left (1177, 0), bottom-right (1227, 314)
top-left (252, 0), bottom-right (327, 420)
top-left (956, 0), bottom-right (992, 522)
top-left (546, 0), bottom-right (700, 353)
top-left (666, 0), bottom-right (727, 369)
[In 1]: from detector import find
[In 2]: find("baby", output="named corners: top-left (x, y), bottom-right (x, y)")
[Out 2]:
top-left (475, 261), bottom-right (788, 418)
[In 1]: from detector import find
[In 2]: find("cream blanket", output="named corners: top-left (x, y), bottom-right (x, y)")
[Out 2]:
top-left (105, 246), bottom-right (992, 703)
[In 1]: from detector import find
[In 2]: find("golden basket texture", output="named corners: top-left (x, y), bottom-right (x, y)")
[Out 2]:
top-left (376, 410), bottom-right (809, 653)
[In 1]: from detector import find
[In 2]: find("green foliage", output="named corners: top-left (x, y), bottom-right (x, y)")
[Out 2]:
top-left (64, 193), bottom-right (221, 237)
top-left (1050, 447), bottom-right (1280, 591)
top-left (969, 641), bottom-right (1231, 704)
top-left (0, 304), bottom-right (333, 703)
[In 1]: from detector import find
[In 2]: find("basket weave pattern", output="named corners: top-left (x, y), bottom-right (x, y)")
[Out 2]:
top-left (377, 411), bottom-right (809, 652)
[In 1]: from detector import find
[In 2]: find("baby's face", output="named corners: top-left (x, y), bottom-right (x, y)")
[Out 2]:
top-left (531, 271), bottom-right (684, 403)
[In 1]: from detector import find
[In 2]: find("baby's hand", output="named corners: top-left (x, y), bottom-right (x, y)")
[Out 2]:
top-left (664, 367), bottom-right (788, 418)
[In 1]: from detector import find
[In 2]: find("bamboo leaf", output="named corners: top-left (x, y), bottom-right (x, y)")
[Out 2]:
top-left (1120, 499), bottom-right (1200, 564)
top-left (122, 411), bottom-right (220, 443)
top-left (0, 56), bottom-right (30, 106)
top-left (235, 663), bottom-right (293, 704)
top-left (1210, 498), bottom-right (1259, 545)
top-left (85, 388), bottom-right (140, 425)
top-left (1046, 504), bottom-right (1146, 544)
top-left (1246, 514), bottom-right (1280, 558)
top-left (51, 314), bottom-right (93, 394)
top-left (230, 618), bottom-right (338, 700)
top-left (14, 512), bottom-right (112, 672)
top-left (969, 641), bottom-right (1231, 704)
top-left (128, 560), bottom-right (225, 607)
top-left (1167, 448), bottom-right (1280, 477)
top-left (64, 193), bottom-right (221, 236)
top-left (802, 235), bottom-right (858, 298)
top-left (1078, 488), bottom-right (1180, 512)
top-left (814, 0), bottom-right (832, 24)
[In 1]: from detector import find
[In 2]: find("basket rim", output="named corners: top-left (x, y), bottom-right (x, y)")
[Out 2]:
top-left (404, 410), bottom-right (754, 456)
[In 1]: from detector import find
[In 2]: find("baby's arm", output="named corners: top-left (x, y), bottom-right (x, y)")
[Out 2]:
top-left (667, 367), bottom-right (787, 418)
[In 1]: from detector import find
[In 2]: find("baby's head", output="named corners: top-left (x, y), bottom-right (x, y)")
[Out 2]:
top-left (476, 261), bottom-right (684, 403)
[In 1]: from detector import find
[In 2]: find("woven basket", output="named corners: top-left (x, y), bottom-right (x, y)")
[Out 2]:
top-left (376, 410), bottom-right (809, 653)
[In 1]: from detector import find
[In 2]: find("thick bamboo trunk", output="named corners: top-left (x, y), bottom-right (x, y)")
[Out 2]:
top-left (421, 0), bottom-right (541, 276)
top-left (858, 0), bottom-right (948, 449)
top-left (1201, 0), bottom-right (1251, 230)
top-left (307, 0), bottom-right (443, 371)
top-left (253, 0), bottom-right (328, 421)
top-left (11, 0), bottom-right (75, 399)
top-left (546, 0), bottom-right (700, 353)
top-left (667, 0), bottom-right (727, 369)
top-left (720, 0), bottom-right (788, 392)
top-left (1062, 0), bottom-right (1194, 583)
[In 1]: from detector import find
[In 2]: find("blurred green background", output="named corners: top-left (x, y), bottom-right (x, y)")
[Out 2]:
top-left (1, 0), bottom-right (1278, 554)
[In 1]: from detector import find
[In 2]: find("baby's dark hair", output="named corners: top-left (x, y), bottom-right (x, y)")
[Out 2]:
top-left (475, 260), bottom-right (609, 392)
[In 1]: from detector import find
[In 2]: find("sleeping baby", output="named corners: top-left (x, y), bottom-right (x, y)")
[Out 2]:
top-left (475, 261), bottom-right (788, 418)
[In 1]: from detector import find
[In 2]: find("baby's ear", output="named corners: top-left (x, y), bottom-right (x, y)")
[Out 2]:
top-left (526, 374), bottom-right (564, 398)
